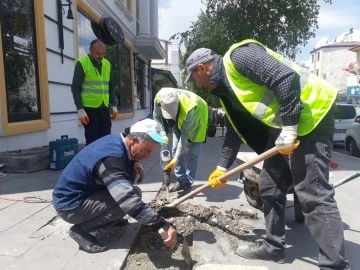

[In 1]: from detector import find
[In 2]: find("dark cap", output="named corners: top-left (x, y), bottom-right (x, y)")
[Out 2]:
top-left (184, 48), bottom-right (216, 84)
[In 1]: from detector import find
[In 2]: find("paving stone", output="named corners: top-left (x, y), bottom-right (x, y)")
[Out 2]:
top-left (0, 205), bottom-right (57, 257)
top-left (0, 202), bottom-right (50, 232)
top-left (196, 265), bottom-right (269, 270)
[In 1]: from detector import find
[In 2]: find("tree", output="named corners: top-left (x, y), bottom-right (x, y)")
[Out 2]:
top-left (171, 0), bottom-right (332, 105)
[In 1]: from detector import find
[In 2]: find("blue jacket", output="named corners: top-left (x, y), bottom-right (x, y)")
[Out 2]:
top-left (52, 134), bottom-right (131, 210)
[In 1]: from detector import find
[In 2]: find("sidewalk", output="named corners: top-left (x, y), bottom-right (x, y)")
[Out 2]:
top-left (1, 135), bottom-right (360, 270)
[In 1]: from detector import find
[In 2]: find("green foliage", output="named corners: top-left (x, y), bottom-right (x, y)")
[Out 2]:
top-left (171, 0), bottom-right (332, 105)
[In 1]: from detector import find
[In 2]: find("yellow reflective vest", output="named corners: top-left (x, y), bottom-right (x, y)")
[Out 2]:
top-left (77, 55), bottom-right (111, 108)
top-left (223, 39), bottom-right (338, 136)
top-left (156, 88), bottom-right (208, 142)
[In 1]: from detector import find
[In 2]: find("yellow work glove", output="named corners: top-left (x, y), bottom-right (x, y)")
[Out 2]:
top-left (164, 157), bottom-right (178, 174)
top-left (163, 136), bottom-right (169, 143)
top-left (275, 125), bottom-right (300, 154)
top-left (208, 166), bottom-right (228, 189)
top-left (111, 106), bottom-right (118, 120)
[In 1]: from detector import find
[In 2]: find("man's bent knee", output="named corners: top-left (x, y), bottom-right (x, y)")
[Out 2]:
top-left (133, 186), bottom-right (142, 199)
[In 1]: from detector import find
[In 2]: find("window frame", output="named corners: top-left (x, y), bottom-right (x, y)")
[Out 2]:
top-left (76, 0), bottom-right (135, 119)
top-left (0, 0), bottom-right (50, 136)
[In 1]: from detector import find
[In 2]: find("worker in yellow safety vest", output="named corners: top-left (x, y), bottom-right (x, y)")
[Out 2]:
top-left (71, 39), bottom-right (118, 145)
top-left (153, 88), bottom-right (208, 194)
top-left (184, 39), bottom-right (349, 270)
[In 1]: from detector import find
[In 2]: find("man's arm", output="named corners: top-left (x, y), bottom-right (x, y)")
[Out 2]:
top-left (218, 117), bottom-right (242, 169)
top-left (93, 156), bottom-right (169, 230)
top-left (230, 43), bottom-right (303, 126)
top-left (71, 61), bottom-right (85, 110)
top-left (152, 97), bottom-right (167, 137)
top-left (174, 108), bottom-right (195, 159)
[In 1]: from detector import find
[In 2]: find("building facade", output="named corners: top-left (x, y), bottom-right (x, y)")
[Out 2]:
top-left (309, 42), bottom-right (359, 94)
top-left (0, 0), bottom-right (165, 152)
top-left (152, 39), bottom-right (183, 87)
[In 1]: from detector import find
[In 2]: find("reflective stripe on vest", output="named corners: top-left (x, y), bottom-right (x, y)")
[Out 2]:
top-left (77, 55), bottom-right (111, 108)
top-left (223, 39), bottom-right (338, 136)
top-left (156, 88), bottom-right (208, 142)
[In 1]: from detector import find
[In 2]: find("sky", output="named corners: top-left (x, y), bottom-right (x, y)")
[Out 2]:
top-left (158, 0), bottom-right (360, 62)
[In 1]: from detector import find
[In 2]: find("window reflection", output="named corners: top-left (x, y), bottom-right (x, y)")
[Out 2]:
top-left (0, 0), bottom-right (41, 123)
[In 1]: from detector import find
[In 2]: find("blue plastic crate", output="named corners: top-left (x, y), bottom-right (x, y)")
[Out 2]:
top-left (49, 135), bottom-right (78, 170)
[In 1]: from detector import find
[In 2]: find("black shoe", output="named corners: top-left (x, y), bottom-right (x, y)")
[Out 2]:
top-left (170, 181), bottom-right (192, 193)
top-left (236, 242), bottom-right (285, 264)
top-left (69, 225), bottom-right (108, 253)
top-left (114, 218), bottom-right (129, 227)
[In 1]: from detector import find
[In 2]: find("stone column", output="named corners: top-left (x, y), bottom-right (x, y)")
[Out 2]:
top-left (138, 0), bottom-right (151, 36)
top-left (150, 0), bottom-right (158, 38)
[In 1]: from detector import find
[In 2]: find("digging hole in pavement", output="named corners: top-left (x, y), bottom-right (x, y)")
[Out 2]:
top-left (123, 195), bottom-right (259, 270)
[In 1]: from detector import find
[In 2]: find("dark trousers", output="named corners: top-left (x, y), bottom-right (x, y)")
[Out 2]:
top-left (57, 187), bottom-right (142, 239)
top-left (259, 109), bottom-right (349, 270)
top-left (83, 107), bottom-right (112, 145)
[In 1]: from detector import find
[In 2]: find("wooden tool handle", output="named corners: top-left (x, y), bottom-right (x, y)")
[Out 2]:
top-left (167, 146), bottom-right (280, 207)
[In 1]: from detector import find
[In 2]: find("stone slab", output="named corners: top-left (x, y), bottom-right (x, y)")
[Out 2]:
top-left (0, 201), bottom-right (50, 232)
top-left (196, 265), bottom-right (269, 270)
top-left (0, 205), bottom-right (57, 257)
top-left (63, 221), bottom-right (141, 270)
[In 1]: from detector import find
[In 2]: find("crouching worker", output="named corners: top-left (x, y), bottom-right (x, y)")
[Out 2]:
top-left (52, 119), bottom-right (177, 253)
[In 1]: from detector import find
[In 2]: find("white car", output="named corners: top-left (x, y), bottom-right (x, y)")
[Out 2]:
top-left (345, 115), bottom-right (360, 157)
top-left (333, 104), bottom-right (358, 143)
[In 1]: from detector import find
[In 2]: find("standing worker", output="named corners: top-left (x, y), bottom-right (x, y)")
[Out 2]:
top-left (153, 88), bottom-right (208, 194)
top-left (71, 39), bottom-right (118, 145)
top-left (184, 40), bottom-right (349, 269)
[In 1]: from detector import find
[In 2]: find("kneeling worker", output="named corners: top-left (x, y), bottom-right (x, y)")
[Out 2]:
top-left (52, 119), bottom-right (177, 253)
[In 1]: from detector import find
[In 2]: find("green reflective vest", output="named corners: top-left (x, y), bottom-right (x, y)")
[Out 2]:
top-left (156, 88), bottom-right (208, 142)
top-left (223, 39), bottom-right (338, 136)
top-left (77, 55), bottom-right (111, 108)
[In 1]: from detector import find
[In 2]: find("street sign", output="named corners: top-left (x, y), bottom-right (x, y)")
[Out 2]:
top-left (346, 75), bottom-right (360, 96)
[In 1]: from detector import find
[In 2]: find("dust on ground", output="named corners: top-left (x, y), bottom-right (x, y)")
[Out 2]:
top-left (123, 189), bottom-right (260, 270)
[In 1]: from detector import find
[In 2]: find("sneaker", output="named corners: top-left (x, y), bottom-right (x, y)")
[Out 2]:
top-left (236, 242), bottom-right (285, 264)
top-left (170, 180), bottom-right (192, 193)
top-left (69, 225), bottom-right (108, 253)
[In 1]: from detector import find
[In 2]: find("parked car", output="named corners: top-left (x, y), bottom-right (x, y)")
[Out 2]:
top-left (345, 114), bottom-right (360, 157)
top-left (333, 104), bottom-right (358, 143)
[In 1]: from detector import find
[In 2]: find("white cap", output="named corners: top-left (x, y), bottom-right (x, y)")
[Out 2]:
top-left (130, 119), bottom-right (167, 144)
top-left (160, 92), bottom-right (179, 120)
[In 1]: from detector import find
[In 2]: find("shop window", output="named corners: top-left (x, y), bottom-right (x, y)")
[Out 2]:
top-left (134, 56), bottom-right (146, 109)
top-left (77, 11), bottom-right (133, 114)
top-left (107, 45), bottom-right (133, 113)
top-left (0, 0), bottom-right (41, 123)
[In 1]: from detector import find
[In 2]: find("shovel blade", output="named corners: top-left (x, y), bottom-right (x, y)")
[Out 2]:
top-left (181, 238), bottom-right (192, 268)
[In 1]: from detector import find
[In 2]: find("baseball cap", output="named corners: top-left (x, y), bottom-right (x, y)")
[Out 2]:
top-left (184, 48), bottom-right (216, 84)
top-left (160, 91), bottom-right (179, 120)
top-left (130, 119), bottom-right (167, 144)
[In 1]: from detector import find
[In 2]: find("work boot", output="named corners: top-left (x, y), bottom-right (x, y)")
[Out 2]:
top-left (69, 225), bottom-right (108, 253)
top-left (114, 218), bottom-right (129, 227)
top-left (170, 180), bottom-right (192, 193)
top-left (236, 242), bottom-right (285, 264)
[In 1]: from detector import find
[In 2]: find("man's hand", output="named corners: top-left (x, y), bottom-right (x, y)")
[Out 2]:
top-left (163, 157), bottom-right (178, 174)
top-left (133, 162), bottom-right (144, 184)
top-left (275, 125), bottom-right (299, 154)
top-left (111, 106), bottom-right (118, 120)
top-left (208, 166), bottom-right (227, 189)
top-left (78, 109), bottom-right (89, 125)
top-left (163, 225), bottom-right (177, 249)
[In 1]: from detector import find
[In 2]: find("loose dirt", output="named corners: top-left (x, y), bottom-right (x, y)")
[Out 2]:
top-left (123, 189), bottom-right (260, 270)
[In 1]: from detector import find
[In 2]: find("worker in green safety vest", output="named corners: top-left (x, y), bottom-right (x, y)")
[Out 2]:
top-left (153, 88), bottom-right (208, 194)
top-left (184, 40), bottom-right (349, 270)
top-left (71, 39), bottom-right (118, 145)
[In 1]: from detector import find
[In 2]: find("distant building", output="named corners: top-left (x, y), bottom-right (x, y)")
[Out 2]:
top-left (309, 28), bottom-right (360, 95)
top-left (152, 40), bottom-right (183, 87)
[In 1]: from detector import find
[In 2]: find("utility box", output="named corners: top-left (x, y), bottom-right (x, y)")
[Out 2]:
top-left (49, 135), bottom-right (78, 170)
